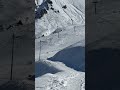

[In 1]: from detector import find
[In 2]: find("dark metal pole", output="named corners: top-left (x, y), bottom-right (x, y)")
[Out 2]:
top-left (94, 3), bottom-right (97, 14)
top-left (94, 3), bottom-right (96, 14)
top-left (39, 40), bottom-right (41, 61)
top-left (58, 32), bottom-right (59, 38)
top-left (92, 1), bottom-right (98, 14)
top-left (10, 33), bottom-right (15, 80)
top-left (74, 26), bottom-right (75, 32)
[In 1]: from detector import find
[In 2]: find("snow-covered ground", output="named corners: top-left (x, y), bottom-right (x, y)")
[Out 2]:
top-left (35, 0), bottom-right (85, 90)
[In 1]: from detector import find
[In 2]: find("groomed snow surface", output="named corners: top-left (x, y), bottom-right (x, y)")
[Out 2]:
top-left (35, 0), bottom-right (85, 90)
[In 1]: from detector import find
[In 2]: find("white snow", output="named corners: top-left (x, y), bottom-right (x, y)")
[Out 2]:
top-left (35, 0), bottom-right (85, 90)
top-left (35, 60), bottom-right (85, 90)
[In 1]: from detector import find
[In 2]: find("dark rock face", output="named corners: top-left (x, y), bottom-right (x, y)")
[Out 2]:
top-left (35, 8), bottom-right (48, 19)
top-left (62, 5), bottom-right (67, 9)
top-left (47, 0), bottom-right (53, 4)
top-left (35, 0), bottom-right (53, 19)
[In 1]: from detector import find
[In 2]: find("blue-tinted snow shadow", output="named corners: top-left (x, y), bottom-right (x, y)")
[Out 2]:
top-left (35, 61), bottom-right (61, 78)
top-left (48, 46), bottom-right (85, 72)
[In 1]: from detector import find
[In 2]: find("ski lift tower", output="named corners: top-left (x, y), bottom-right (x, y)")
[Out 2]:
top-left (10, 33), bottom-right (15, 80)
top-left (10, 20), bottom-right (23, 80)
top-left (39, 40), bottom-right (41, 61)
top-left (92, 0), bottom-right (99, 14)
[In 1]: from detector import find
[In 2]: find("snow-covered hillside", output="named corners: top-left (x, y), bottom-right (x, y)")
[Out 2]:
top-left (35, 0), bottom-right (85, 90)
top-left (35, 0), bottom-right (85, 38)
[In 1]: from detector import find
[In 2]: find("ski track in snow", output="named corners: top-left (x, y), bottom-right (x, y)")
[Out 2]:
top-left (35, 0), bottom-right (85, 90)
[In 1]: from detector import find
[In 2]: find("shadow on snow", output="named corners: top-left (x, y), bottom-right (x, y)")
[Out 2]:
top-left (35, 61), bottom-right (61, 78)
top-left (48, 46), bottom-right (85, 72)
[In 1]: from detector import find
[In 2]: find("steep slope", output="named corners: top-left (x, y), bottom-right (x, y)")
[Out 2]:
top-left (35, 0), bottom-right (85, 37)
top-left (35, 0), bottom-right (85, 90)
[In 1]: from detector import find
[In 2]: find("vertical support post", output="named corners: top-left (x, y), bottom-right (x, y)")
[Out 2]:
top-left (92, 1), bottom-right (98, 14)
top-left (58, 32), bottom-right (60, 38)
top-left (39, 40), bottom-right (41, 61)
top-left (10, 33), bottom-right (15, 80)
top-left (74, 26), bottom-right (76, 32)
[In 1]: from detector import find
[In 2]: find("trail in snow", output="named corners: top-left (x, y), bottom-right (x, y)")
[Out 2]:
top-left (35, 0), bottom-right (85, 90)
top-left (35, 60), bottom-right (85, 90)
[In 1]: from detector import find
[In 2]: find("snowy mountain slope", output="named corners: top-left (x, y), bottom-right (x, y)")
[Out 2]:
top-left (35, 60), bottom-right (85, 90)
top-left (35, 24), bottom-right (85, 60)
top-left (35, 25), bottom-right (85, 90)
top-left (35, 0), bottom-right (85, 90)
top-left (35, 0), bottom-right (85, 38)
